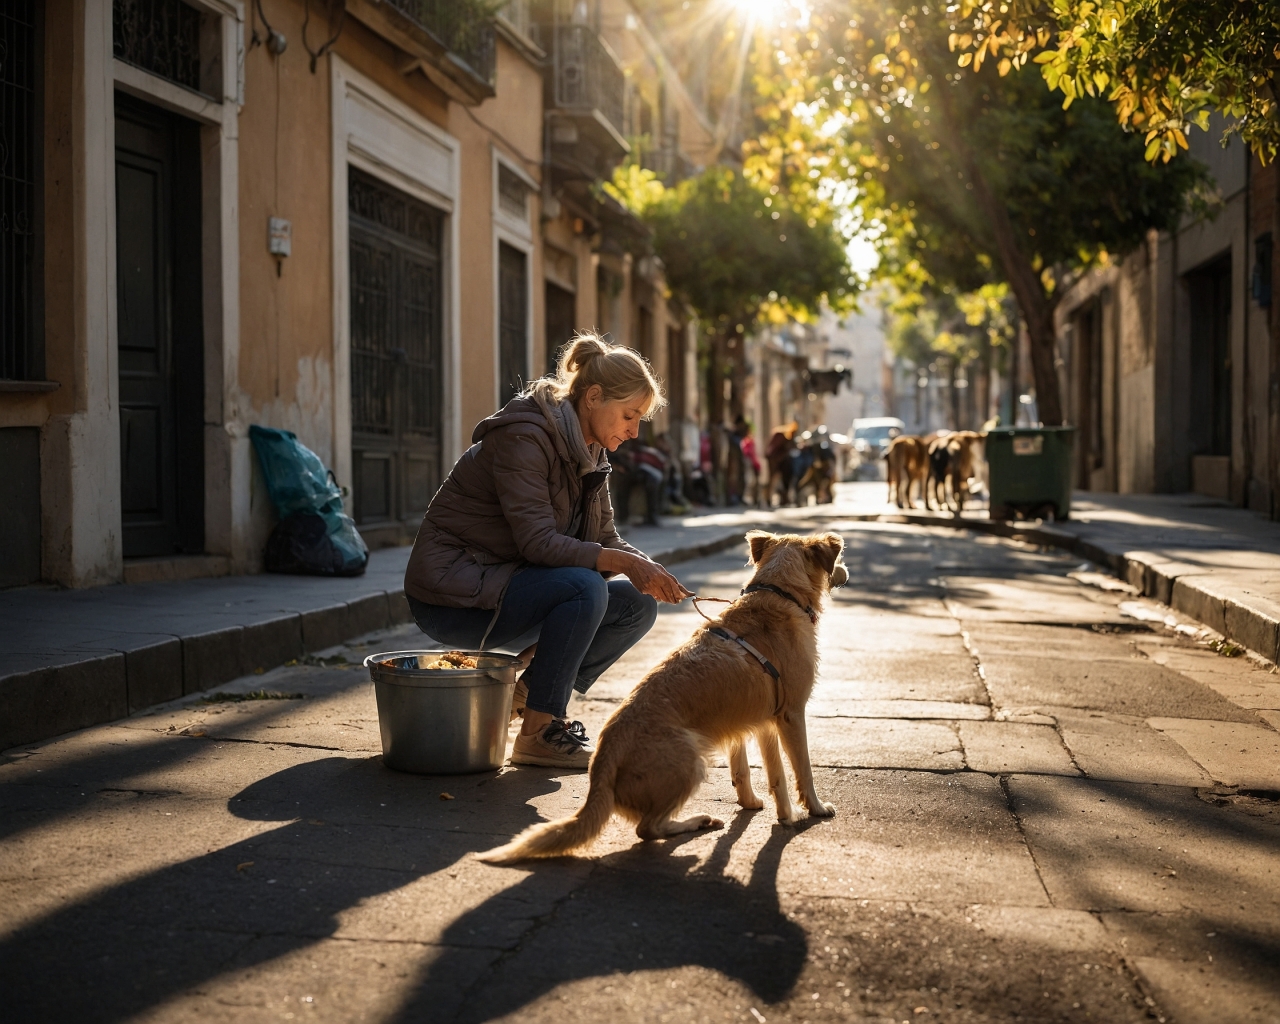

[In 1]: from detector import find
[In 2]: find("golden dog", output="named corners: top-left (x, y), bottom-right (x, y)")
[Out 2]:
top-left (885, 435), bottom-right (928, 509)
top-left (479, 531), bottom-right (847, 863)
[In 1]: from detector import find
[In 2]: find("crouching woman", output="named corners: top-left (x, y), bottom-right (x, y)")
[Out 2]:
top-left (404, 334), bottom-right (691, 768)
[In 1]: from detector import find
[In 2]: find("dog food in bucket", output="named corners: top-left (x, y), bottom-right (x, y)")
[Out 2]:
top-left (421, 651), bottom-right (479, 670)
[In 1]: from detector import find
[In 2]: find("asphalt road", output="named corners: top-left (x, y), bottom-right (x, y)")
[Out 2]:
top-left (3, 521), bottom-right (1279, 1023)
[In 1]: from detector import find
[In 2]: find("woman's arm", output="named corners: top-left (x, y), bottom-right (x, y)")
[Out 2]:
top-left (597, 548), bottom-right (692, 604)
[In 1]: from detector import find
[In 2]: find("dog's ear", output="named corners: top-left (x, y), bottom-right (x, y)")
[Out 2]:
top-left (747, 530), bottom-right (778, 565)
top-left (805, 532), bottom-right (844, 576)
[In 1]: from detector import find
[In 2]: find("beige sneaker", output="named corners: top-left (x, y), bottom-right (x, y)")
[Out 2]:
top-left (509, 677), bottom-right (529, 722)
top-left (509, 720), bottom-right (594, 769)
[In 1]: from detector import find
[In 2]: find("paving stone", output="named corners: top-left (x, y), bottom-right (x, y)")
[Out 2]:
top-left (1145, 718), bottom-right (1280, 790)
top-left (981, 654), bottom-right (1258, 721)
top-left (958, 721), bottom-right (1078, 775)
top-left (805, 717), bottom-right (964, 770)
top-left (1098, 909), bottom-right (1280, 1024)
top-left (944, 574), bottom-right (1127, 625)
top-left (967, 904), bottom-right (1110, 951)
top-left (1049, 709), bottom-right (1213, 786)
top-left (1007, 774), bottom-right (1280, 921)
top-left (1128, 955), bottom-right (1280, 1024)
top-left (813, 653), bottom-right (986, 703)
top-left (808, 698), bottom-right (989, 720)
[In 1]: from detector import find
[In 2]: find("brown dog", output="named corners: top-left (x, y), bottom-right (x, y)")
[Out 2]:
top-left (886, 435), bottom-right (928, 509)
top-left (478, 531), bottom-right (847, 863)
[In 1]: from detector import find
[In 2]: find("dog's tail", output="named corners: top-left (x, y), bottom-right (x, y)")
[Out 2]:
top-left (477, 752), bottom-right (618, 865)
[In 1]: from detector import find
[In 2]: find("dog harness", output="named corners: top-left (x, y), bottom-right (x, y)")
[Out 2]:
top-left (705, 625), bottom-right (780, 681)
top-left (739, 582), bottom-right (817, 624)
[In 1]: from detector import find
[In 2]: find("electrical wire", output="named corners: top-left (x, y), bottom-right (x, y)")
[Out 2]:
top-left (302, 0), bottom-right (346, 73)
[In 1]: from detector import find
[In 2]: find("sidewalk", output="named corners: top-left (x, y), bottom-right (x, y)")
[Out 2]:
top-left (0, 518), bottom-right (766, 751)
top-left (6, 487), bottom-right (1279, 752)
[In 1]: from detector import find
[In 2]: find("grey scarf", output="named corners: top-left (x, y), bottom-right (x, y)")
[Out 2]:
top-left (533, 385), bottom-right (604, 477)
top-left (552, 399), bottom-right (604, 478)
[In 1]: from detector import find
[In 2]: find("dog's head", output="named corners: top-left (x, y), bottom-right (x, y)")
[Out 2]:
top-left (746, 530), bottom-right (847, 598)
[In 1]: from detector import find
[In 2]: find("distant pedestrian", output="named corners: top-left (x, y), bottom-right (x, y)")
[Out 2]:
top-left (403, 334), bottom-right (692, 769)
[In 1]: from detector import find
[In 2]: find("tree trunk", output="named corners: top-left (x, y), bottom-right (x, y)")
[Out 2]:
top-left (1270, 149), bottom-right (1280, 518)
top-left (965, 160), bottom-right (1065, 426)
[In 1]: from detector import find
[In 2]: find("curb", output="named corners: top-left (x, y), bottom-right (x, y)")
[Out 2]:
top-left (3, 534), bottom-right (752, 752)
top-left (833, 510), bottom-right (1280, 666)
top-left (1, 589), bottom-right (417, 752)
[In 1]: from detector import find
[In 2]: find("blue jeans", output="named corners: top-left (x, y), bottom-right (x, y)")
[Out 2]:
top-left (407, 566), bottom-right (658, 719)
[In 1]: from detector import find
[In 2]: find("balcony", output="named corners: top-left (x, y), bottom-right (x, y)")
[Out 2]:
top-left (346, 0), bottom-right (496, 105)
top-left (545, 23), bottom-right (628, 181)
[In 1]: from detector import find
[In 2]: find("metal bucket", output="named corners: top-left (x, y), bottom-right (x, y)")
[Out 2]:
top-left (365, 650), bottom-right (522, 774)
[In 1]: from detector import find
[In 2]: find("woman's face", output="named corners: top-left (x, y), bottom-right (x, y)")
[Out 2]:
top-left (578, 386), bottom-right (649, 451)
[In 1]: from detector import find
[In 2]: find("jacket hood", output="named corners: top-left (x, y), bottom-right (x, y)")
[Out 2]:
top-left (471, 394), bottom-right (552, 446)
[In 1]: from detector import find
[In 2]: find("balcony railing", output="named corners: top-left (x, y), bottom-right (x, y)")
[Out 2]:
top-left (551, 23), bottom-right (624, 136)
top-left (381, 0), bottom-right (496, 88)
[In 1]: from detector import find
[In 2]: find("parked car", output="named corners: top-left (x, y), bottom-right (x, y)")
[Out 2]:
top-left (849, 417), bottom-right (905, 479)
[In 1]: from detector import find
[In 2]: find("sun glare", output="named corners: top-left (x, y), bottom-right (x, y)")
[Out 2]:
top-left (727, 0), bottom-right (786, 25)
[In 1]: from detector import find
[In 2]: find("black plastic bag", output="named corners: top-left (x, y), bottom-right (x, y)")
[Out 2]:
top-left (264, 510), bottom-right (367, 577)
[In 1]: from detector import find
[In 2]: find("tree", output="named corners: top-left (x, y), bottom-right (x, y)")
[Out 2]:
top-left (947, 0), bottom-right (1280, 164)
top-left (749, 2), bottom-right (1204, 423)
top-left (608, 164), bottom-right (853, 422)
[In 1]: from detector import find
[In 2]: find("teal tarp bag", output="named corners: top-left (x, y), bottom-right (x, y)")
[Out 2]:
top-left (249, 425), bottom-right (369, 576)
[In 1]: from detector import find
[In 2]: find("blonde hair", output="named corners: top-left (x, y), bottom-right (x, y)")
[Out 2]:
top-left (541, 332), bottom-right (665, 417)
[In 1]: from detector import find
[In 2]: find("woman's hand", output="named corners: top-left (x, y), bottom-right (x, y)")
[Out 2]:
top-left (598, 549), bottom-right (694, 604)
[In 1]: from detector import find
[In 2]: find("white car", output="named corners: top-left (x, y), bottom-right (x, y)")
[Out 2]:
top-left (849, 417), bottom-right (906, 479)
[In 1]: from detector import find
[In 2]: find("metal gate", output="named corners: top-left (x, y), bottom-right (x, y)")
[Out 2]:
top-left (348, 167), bottom-right (444, 542)
top-left (0, 0), bottom-right (38, 381)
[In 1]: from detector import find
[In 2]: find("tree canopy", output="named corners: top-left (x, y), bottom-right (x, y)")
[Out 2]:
top-left (745, 0), bottom-right (1204, 423)
top-left (947, 0), bottom-right (1280, 163)
top-left (607, 164), bottom-right (853, 331)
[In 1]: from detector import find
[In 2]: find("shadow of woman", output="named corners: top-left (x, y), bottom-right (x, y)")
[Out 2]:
top-left (0, 755), bottom-right (562, 1022)
top-left (393, 810), bottom-right (812, 1024)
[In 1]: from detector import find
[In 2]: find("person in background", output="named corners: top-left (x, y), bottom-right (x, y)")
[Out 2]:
top-left (734, 415), bottom-right (761, 507)
top-left (403, 334), bottom-right (692, 769)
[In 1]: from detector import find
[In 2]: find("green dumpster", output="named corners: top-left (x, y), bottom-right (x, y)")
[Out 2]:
top-left (985, 427), bottom-right (1075, 521)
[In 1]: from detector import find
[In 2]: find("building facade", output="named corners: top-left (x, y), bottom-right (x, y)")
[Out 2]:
top-left (1052, 122), bottom-right (1277, 511)
top-left (0, 0), bottom-right (710, 589)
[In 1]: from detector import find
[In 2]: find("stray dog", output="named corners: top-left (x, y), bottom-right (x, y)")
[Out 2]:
top-left (478, 531), bottom-right (848, 863)
top-left (885, 435), bottom-right (928, 509)
top-left (928, 431), bottom-right (983, 513)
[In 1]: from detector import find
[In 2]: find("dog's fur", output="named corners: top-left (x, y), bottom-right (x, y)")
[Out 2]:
top-left (478, 531), bottom-right (846, 864)
top-left (927, 431), bottom-right (983, 513)
top-left (886, 435), bottom-right (928, 509)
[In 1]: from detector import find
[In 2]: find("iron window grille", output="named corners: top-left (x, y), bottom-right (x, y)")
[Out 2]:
top-left (113, 0), bottom-right (206, 95)
top-left (382, 0), bottom-right (497, 87)
top-left (0, 0), bottom-right (39, 381)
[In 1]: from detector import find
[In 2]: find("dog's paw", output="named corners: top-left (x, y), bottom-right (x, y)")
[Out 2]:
top-left (737, 794), bottom-right (765, 811)
top-left (807, 801), bottom-right (837, 818)
top-left (702, 816), bottom-right (725, 831)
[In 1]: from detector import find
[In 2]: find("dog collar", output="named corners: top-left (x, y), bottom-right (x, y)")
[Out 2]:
top-left (741, 583), bottom-right (817, 624)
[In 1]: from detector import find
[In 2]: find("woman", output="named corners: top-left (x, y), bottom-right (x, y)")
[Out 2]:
top-left (404, 335), bottom-right (692, 769)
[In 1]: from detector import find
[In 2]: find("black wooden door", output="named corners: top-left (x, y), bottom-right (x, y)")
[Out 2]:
top-left (498, 242), bottom-right (527, 405)
top-left (1187, 255), bottom-right (1232, 457)
top-left (349, 168), bottom-right (443, 540)
top-left (115, 93), bottom-right (203, 558)
top-left (545, 281), bottom-right (576, 375)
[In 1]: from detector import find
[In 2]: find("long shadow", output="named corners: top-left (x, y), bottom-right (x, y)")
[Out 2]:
top-left (0, 756), bottom-right (562, 1022)
top-left (392, 812), bottom-right (812, 1024)
top-left (0, 674), bottom-right (354, 846)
